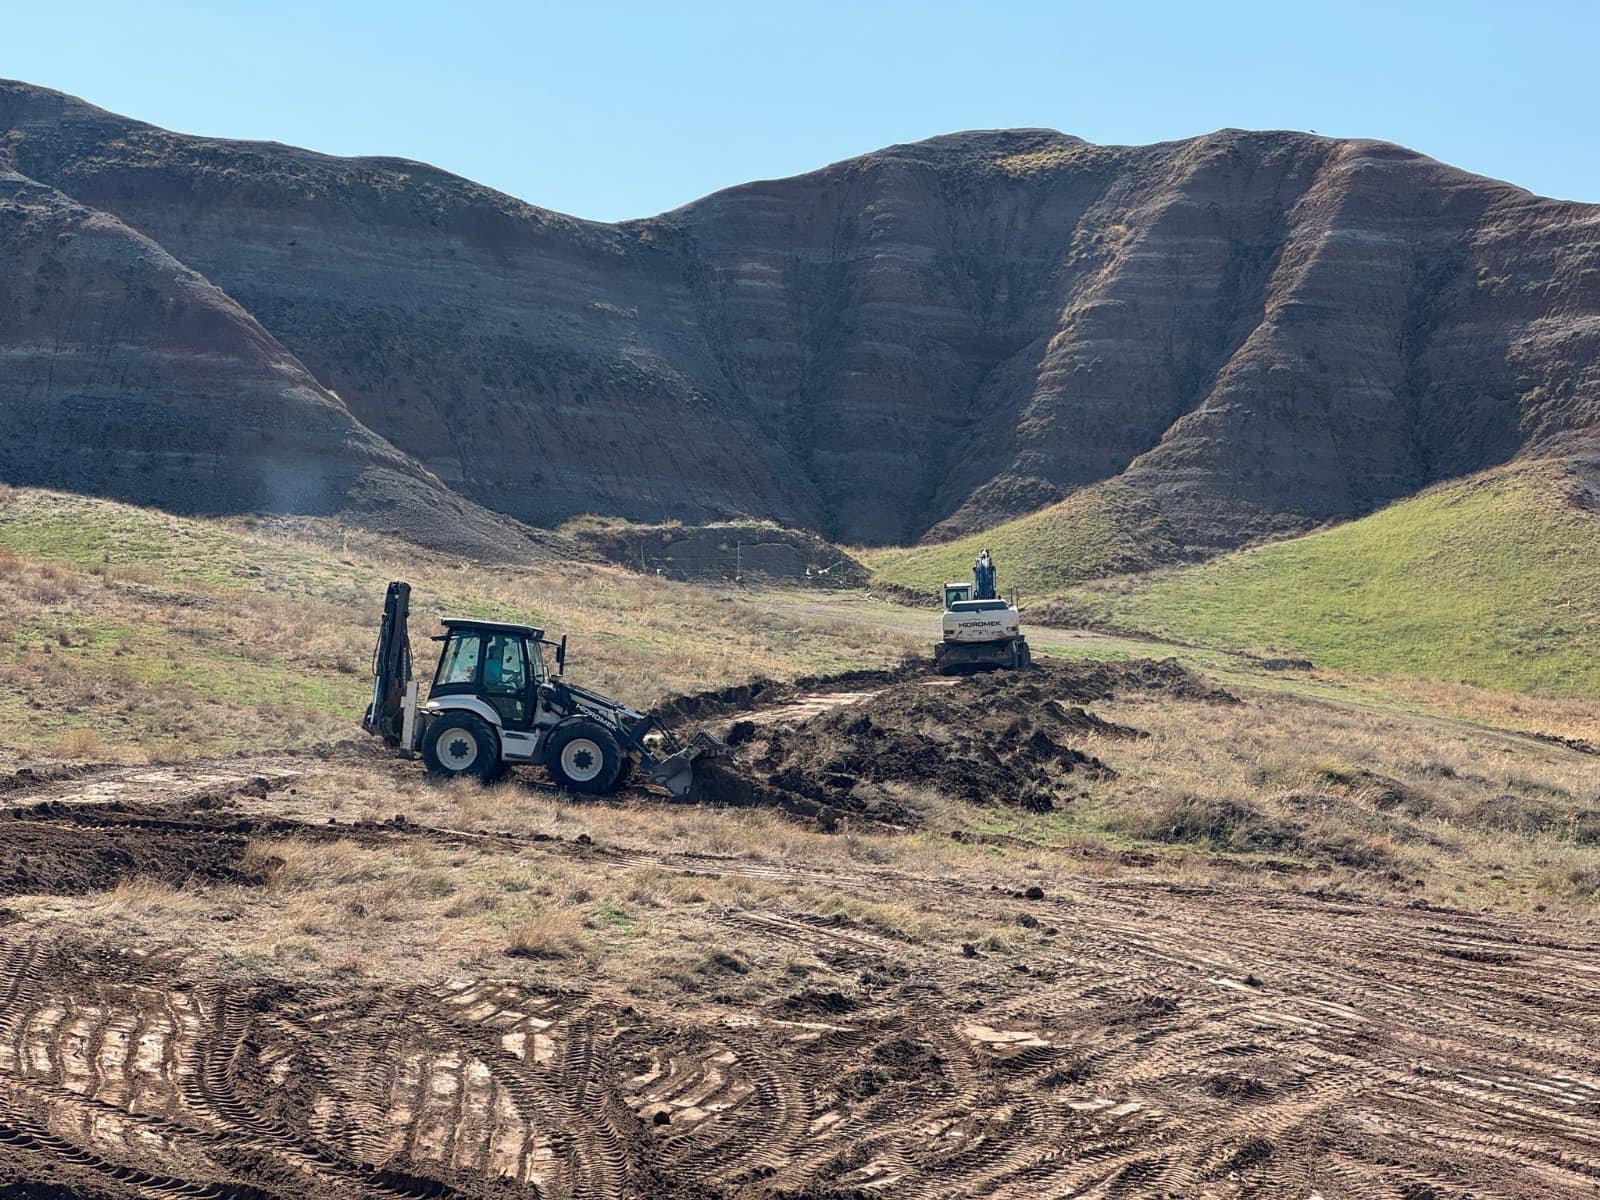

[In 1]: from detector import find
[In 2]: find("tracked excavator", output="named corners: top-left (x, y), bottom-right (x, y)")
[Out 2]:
top-left (934, 549), bottom-right (1032, 674)
top-left (363, 582), bottom-right (725, 795)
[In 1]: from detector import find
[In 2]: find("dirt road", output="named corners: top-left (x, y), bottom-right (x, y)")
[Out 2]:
top-left (2, 752), bottom-right (1598, 1199)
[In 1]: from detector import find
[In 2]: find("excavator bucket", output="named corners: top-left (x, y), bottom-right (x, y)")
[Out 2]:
top-left (646, 730), bottom-right (729, 798)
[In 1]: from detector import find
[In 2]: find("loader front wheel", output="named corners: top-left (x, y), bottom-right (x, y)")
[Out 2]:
top-left (546, 722), bottom-right (625, 794)
top-left (422, 713), bottom-right (500, 782)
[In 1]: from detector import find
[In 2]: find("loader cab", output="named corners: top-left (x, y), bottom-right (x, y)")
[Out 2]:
top-left (942, 582), bottom-right (974, 611)
top-left (430, 619), bottom-right (556, 729)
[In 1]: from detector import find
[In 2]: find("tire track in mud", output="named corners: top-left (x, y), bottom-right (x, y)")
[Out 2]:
top-left (5, 901), bottom-right (1600, 1200)
top-left (5, 761), bottom-right (1600, 1195)
top-left (0, 762), bottom-right (305, 810)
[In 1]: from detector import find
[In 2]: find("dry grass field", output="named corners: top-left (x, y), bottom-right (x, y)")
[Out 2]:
top-left (1, 488), bottom-right (1597, 1198)
top-left (0, 487), bottom-right (911, 766)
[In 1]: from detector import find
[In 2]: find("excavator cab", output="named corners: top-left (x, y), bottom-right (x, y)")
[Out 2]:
top-left (943, 582), bottom-right (974, 608)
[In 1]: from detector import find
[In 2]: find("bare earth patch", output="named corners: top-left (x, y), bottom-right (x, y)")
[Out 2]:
top-left (0, 665), bottom-right (1597, 1198)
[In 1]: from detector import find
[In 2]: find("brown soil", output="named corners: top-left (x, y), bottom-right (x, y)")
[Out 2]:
top-left (691, 659), bottom-right (1230, 828)
top-left (1, 839), bottom-right (1598, 1199)
top-left (646, 661), bottom-right (930, 728)
top-left (3, 668), bottom-right (1597, 1199)
top-left (0, 803), bottom-right (262, 897)
top-left (0, 765), bottom-right (311, 896)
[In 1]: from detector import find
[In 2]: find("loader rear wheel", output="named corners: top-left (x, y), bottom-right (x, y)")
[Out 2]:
top-left (422, 713), bottom-right (499, 782)
top-left (546, 722), bottom-right (625, 794)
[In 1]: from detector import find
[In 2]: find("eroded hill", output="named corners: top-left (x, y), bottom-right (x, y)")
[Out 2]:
top-left (2, 80), bottom-right (1599, 557)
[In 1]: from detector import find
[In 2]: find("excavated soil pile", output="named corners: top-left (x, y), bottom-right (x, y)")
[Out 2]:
top-left (1039, 657), bottom-right (1239, 705)
top-left (696, 659), bottom-right (1230, 827)
top-left (0, 800), bottom-right (294, 896)
top-left (648, 660), bottom-right (930, 727)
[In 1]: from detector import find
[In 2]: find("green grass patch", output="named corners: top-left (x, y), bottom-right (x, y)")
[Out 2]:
top-left (865, 481), bottom-right (1180, 600)
top-left (0, 487), bottom-right (917, 762)
top-left (1063, 466), bottom-right (1600, 697)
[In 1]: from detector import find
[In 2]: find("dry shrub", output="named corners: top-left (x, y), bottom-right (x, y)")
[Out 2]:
top-left (289, 899), bottom-right (330, 935)
top-left (242, 838), bottom-right (378, 892)
top-left (0, 555), bottom-right (88, 605)
top-left (1114, 792), bottom-right (1300, 854)
top-left (107, 562), bottom-right (164, 587)
top-left (1313, 832), bottom-right (1400, 871)
top-left (798, 887), bottom-right (937, 942)
top-left (104, 876), bottom-right (206, 916)
top-left (1111, 790), bottom-right (1408, 872)
top-left (964, 925), bottom-right (1019, 954)
top-left (444, 889), bottom-right (500, 918)
top-left (343, 876), bottom-right (416, 923)
top-left (53, 727), bottom-right (110, 760)
top-left (505, 909), bottom-right (589, 959)
top-left (1558, 864), bottom-right (1600, 899)
top-left (671, 879), bottom-right (715, 906)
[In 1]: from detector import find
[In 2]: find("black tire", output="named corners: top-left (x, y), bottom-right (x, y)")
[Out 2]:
top-left (545, 722), bottom-right (625, 794)
top-left (422, 712), bottom-right (500, 782)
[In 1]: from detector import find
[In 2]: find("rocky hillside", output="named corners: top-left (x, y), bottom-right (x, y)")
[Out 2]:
top-left (2, 80), bottom-right (1597, 555)
top-left (0, 164), bottom-right (526, 556)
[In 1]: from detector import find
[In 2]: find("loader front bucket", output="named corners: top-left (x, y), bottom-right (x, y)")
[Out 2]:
top-left (646, 729), bottom-right (728, 798)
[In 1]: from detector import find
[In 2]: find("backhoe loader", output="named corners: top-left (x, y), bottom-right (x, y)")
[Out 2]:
top-left (363, 582), bottom-right (724, 795)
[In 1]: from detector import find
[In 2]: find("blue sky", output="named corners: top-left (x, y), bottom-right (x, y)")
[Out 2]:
top-left (6, 1), bottom-right (1596, 221)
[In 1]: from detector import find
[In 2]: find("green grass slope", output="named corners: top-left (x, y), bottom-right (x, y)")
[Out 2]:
top-left (865, 481), bottom-right (1181, 600)
top-left (0, 487), bottom-right (913, 763)
top-left (1062, 463), bottom-right (1600, 696)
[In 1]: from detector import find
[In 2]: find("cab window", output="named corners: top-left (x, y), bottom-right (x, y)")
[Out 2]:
top-left (434, 632), bottom-right (482, 686)
top-left (482, 633), bottom-right (530, 725)
top-left (482, 634), bottom-right (528, 695)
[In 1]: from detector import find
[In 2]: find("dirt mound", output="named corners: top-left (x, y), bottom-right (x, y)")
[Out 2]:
top-left (0, 802), bottom-right (296, 896)
top-left (692, 659), bottom-right (1221, 827)
top-left (654, 655), bottom-right (1229, 732)
top-left (1031, 656), bottom-right (1238, 704)
top-left (1528, 730), bottom-right (1600, 757)
top-left (649, 661), bottom-right (930, 727)
top-left (0, 762), bottom-right (111, 796)
top-left (570, 520), bottom-right (869, 586)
